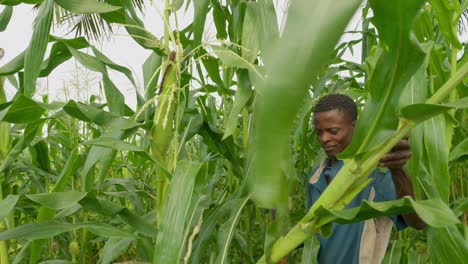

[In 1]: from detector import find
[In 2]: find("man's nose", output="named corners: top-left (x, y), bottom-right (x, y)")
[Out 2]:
top-left (319, 133), bottom-right (331, 143)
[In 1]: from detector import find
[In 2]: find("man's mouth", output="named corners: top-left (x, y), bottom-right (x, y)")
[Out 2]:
top-left (324, 145), bottom-right (337, 151)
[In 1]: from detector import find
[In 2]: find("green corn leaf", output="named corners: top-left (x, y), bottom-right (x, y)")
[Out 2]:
top-left (314, 197), bottom-right (459, 228)
top-left (0, 121), bottom-right (41, 174)
top-left (223, 69), bottom-right (252, 140)
top-left (339, 0), bottom-right (426, 158)
top-left (200, 53), bottom-right (226, 91)
top-left (0, 6), bottom-right (13, 32)
top-left (62, 100), bottom-right (139, 130)
top-left (427, 225), bottom-right (468, 262)
top-left (0, 195), bottom-right (19, 220)
top-left (154, 161), bottom-right (202, 264)
top-left (171, 0), bottom-right (184, 11)
top-left (301, 236), bottom-right (319, 264)
top-left (215, 195), bottom-right (251, 264)
top-left (241, 2), bottom-right (260, 63)
top-left (143, 52), bottom-right (162, 100)
top-left (0, 95), bottom-right (45, 123)
top-left (87, 138), bottom-right (146, 152)
top-left (428, 0), bottom-right (462, 49)
top-left (450, 137), bottom-right (468, 161)
top-left (193, 0), bottom-right (210, 47)
top-left (91, 46), bottom-right (136, 86)
top-left (424, 115), bottom-right (450, 202)
top-left (25, 191), bottom-right (87, 210)
top-left (78, 193), bottom-right (156, 238)
top-left (102, 74), bottom-right (126, 115)
top-left (257, 0), bottom-right (279, 62)
top-left (212, 1), bottom-right (227, 40)
top-left (248, 0), bottom-right (361, 208)
top-left (0, 221), bottom-right (137, 241)
top-left (98, 238), bottom-right (134, 264)
top-left (52, 149), bottom-right (79, 192)
top-left (211, 45), bottom-right (261, 76)
top-left (0, 51), bottom-right (25, 76)
top-left (382, 240), bottom-right (403, 264)
top-left (55, 0), bottom-right (121, 14)
top-left (23, 0), bottom-right (54, 97)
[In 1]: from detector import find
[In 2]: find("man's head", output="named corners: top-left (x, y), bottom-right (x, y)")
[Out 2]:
top-left (313, 94), bottom-right (357, 157)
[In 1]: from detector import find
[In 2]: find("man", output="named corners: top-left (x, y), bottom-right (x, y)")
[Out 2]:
top-left (307, 94), bottom-right (425, 264)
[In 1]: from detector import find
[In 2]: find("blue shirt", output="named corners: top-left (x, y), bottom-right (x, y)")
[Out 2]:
top-left (306, 159), bottom-right (406, 264)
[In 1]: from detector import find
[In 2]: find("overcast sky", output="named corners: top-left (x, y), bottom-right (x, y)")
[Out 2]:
top-left (0, 1), bottom-right (364, 109)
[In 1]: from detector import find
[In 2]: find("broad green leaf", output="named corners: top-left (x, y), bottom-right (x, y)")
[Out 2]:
top-left (242, 2), bottom-right (260, 63)
top-left (154, 161), bottom-right (202, 264)
top-left (400, 96), bottom-right (468, 123)
top-left (0, 121), bottom-right (41, 174)
top-left (212, 1), bottom-right (227, 40)
top-left (223, 69), bottom-right (252, 140)
top-left (0, 95), bottom-right (45, 123)
top-left (0, 221), bottom-right (137, 241)
top-left (87, 138), bottom-right (145, 152)
top-left (382, 240), bottom-right (403, 264)
top-left (200, 53), bottom-right (226, 91)
top-left (0, 195), bottom-right (19, 220)
top-left (339, 0), bottom-right (426, 158)
top-left (23, 0), bottom-right (54, 97)
top-left (302, 236), bottom-right (319, 264)
top-left (314, 197), bottom-right (459, 228)
top-left (83, 222), bottom-right (138, 238)
top-left (257, 0), bottom-right (279, 63)
top-left (79, 194), bottom-right (156, 237)
top-left (143, 52), bottom-right (162, 100)
top-left (66, 45), bottom-right (107, 73)
top-left (193, 0), bottom-right (210, 47)
top-left (190, 199), bottom-right (243, 264)
top-left (99, 238), bottom-right (133, 264)
top-left (91, 46), bottom-right (136, 85)
top-left (424, 116), bottom-right (450, 202)
top-left (398, 44), bottom-right (431, 198)
top-left (0, 6), bottom-right (13, 32)
top-left (428, 0), bottom-right (462, 49)
top-left (0, 51), bottom-right (25, 76)
top-left (215, 195), bottom-right (251, 264)
top-left (248, 0), bottom-right (361, 208)
top-left (211, 45), bottom-right (261, 76)
top-left (427, 225), bottom-right (468, 262)
top-left (400, 104), bottom-right (452, 123)
top-left (79, 129), bottom-right (122, 191)
top-left (62, 100), bottom-right (140, 130)
top-left (25, 191), bottom-right (87, 210)
top-left (450, 137), bottom-right (468, 161)
top-left (102, 74), bottom-right (125, 115)
top-left (55, 0), bottom-right (121, 14)
top-left (52, 149), bottom-right (79, 192)
top-left (171, 0), bottom-right (184, 11)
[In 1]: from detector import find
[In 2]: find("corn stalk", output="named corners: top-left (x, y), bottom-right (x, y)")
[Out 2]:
top-left (0, 75), bottom-right (9, 264)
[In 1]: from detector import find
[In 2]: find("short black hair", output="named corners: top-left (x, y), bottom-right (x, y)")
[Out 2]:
top-left (314, 94), bottom-right (357, 121)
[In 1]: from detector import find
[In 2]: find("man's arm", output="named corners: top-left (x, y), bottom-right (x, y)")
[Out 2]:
top-left (380, 138), bottom-right (426, 230)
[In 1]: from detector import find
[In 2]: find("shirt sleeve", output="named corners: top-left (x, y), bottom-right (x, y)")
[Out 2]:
top-left (373, 170), bottom-right (407, 231)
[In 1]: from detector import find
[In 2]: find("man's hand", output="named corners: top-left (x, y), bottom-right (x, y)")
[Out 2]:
top-left (379, 138), bottom-right (411, 170)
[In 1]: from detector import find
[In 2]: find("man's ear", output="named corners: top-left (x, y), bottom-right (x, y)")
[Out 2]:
top-left (351, 120), bottom-right (356, 128)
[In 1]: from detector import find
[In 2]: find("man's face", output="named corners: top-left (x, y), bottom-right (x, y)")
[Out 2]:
top-left (313, 109), bottom-right (355, 157)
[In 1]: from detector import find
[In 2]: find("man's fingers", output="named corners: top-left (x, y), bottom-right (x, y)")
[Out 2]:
top-left (381, 151), bottom-right (412, 162)
top-left (391, 138), bottom-right (410, 151)
top-left (379, 159), bottom-right (407, 168)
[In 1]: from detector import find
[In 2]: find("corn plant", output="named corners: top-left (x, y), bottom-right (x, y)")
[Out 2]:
top-left (0, 0), bottom-right (466, 263)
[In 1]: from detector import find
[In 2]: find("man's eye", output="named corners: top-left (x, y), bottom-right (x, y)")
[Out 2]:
top-left (330, 129), bottom-right (339, 135)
